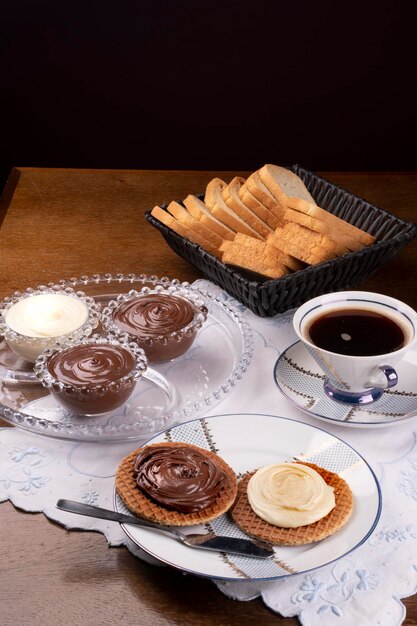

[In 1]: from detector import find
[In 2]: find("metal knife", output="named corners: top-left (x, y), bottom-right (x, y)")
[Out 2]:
top-left (56, 499), bottom-right (274, 559)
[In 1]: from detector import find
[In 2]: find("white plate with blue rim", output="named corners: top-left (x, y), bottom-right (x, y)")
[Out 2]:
top-left (114, 413), bottom-right (381, 580)
top-left (274, 341), bottom-right (417, 428)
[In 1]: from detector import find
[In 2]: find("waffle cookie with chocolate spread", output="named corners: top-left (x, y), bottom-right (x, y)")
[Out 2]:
top-left (115, 441), bottom-right (238, 526)
top-left (230, 462), bottom-right (353, 545)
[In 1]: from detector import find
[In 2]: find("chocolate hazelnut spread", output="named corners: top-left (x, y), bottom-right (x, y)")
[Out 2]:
top-left (134, 445), bottom-right (228, 513)
top-left (113, 293), bottom-right (195, 337)
top-left (112, 293), bottom-right (200, 362)
top-left (47, 343), bottom-right (136, 414)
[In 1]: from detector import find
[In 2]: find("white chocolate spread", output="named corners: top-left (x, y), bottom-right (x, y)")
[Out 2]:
top-left (5, 294), bottom-right (89, 338)
top-left (247, 462), bottom-right (335, 528)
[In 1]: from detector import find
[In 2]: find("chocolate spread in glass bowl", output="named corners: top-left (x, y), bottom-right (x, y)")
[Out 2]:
top-left (47, 342), bottom-right (137, 415)
top-left (112, 293), bottom-right (205, 362)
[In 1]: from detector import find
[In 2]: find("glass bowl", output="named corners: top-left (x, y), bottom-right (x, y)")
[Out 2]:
top-left (100, 282), bottom-right (208, 363)
top-left (34, 334), bottom-right (149, 416)
top-left (0, 285), bottom-right (101, 363)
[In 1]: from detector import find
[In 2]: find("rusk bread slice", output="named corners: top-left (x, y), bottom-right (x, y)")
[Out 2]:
top-left (115, 442), bottom-right (238, 527)
top-left (183, 195), bottom-right (235, 240)
top-left (275, 239), bottom-right (337, 265)
top-left (220, 234), bottom-right (277, 266)
top-left (284, 207), bottom-right (365, 252)
top-left (242, 172), bottom-right (286, 222)
top-left (222, 246), bottom-right (288, 280)
top-left (279, 222), bottom-right (350, 256)
top-left (230, 462), bottom-right (353, 546)
top-left (265, 239), bottom-right (306, 272)
top-left (219, 233), bottom-right (265, 255)
top-left (286, 196), bottom-right (375, 246)
top-left (238, 186), bottom-right (281, 229)
top-left (205, 178), bottom-right (264, 239)
top-left (221, 233), bottom-right (303, 272)
top-left (166, 201), bottom-right (223, 249)
top-left (204, 177), bottom-right (227, 211)
top-left (150, 206), bottom-right (220, 257)
top-left (222, 177), bottom-right (273, 239)
top-left (259, 164), bottom-right (315, 206)
top-left (268, 226), bottom-right (339, 265)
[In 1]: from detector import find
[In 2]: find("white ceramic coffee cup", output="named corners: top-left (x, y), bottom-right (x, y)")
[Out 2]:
top-left (293, 291), bottom-right (417, 404)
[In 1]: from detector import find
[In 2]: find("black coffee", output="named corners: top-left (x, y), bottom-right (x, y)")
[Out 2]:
top-left (307, 308), bottom-right (406, 356)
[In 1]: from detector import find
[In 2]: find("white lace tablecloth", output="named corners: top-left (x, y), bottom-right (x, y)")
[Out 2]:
top-left (1, 279), bottom-right (417, 625)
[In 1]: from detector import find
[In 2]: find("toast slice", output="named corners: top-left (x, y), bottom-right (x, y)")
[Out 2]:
top-left (272, 237), bottom-right (338, 266)
top-left (222, 246), bottom-right (288, 280)
top-left (205, 178), bottom-right (265, 239)
top-left (220, 234), bottom-right (290, 277)
top-left (183, 195), bottom-right (235, 240)
top-left (222, 177), bottom-right (273, 239)
top-left (166, 201), bottom-right (223, 249)
top-left (278, 222), bottom-right (350, 256)
top-left (264, 240), bottom-right (306, 272)
top-left (286, 196), bottom-right (375, 246)
top-left (259, 164), bottom-right (315, 206)
top-left (238, 185), bottom-right (281, 230)
top-left (221, 233), bottom-right (304, 273)
top-left (242, 172), bottom-right (286, 222)
top-left (269, 222), bottom-right (349, 265)
top-left (284, 207), bottom-right (365, 252)
top-left (150, 206), bottom-right (221, 258)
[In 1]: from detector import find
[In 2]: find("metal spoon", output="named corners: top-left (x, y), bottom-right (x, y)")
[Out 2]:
top-left (56, 499), bottom-right (274, 559)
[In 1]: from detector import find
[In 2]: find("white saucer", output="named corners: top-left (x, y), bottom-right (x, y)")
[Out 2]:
top-left (274, 341), bottom-right (417, 428)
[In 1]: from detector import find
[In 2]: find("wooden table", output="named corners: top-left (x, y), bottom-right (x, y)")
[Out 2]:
top-left (1, 168), bottom-right (417, 625)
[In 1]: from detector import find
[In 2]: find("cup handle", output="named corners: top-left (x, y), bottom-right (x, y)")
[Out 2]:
top-left (366, 365), bottom-right (398, 390)
top-left (141, 367), bottom-right (181, 414)
top-left (3, 370), bottom-right (39, 386)
top-left (380, 365), bottom-right (398, 388)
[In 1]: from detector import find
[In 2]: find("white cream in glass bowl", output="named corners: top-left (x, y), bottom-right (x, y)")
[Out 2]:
top-left (0, 286), bottom-right (101, 362)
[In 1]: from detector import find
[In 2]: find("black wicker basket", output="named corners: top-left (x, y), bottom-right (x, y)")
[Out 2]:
top-left (145, 165), bottom-right (417, 317)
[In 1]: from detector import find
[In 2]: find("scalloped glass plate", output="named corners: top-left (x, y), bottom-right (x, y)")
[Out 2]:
top-left (0, 274), bottom-right (253, 442)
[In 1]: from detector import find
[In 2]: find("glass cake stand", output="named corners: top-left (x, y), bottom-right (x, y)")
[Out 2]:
top-left (0, 274), bottom-right (253, 442)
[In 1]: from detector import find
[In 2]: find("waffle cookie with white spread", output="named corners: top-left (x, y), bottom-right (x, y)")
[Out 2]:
top-left (230, 461), bottom-right (353, 545)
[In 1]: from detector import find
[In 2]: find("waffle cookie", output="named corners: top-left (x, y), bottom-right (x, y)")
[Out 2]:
top-left (115, 441), bottom-right (238, 527)
top-left (230, 462), bottom-right (353, 545)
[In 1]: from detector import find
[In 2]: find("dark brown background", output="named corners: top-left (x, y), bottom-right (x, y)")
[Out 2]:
top-left (1, 0), bottom-right (416, 192)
